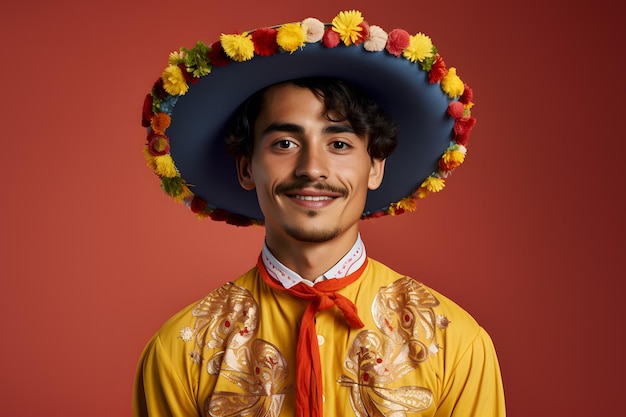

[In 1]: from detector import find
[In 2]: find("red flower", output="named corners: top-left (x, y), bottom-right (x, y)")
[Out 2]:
top-left (190, 196), bottom-right (208, 214)
top-left (386, 29), bottom-right (410, 56)
top-left (141, 94), bottom-right (153, 127)
top-left (226, 213), bottom-right (253, 227)
top-left (208, 41), bottom-right (230, 67)
top-left (363, 210), bottom-right (386, 219)
top-left (152, 78), bottom-right (168, 99)
top-left (453, 117), bottom-right (477, 146)
top-left (353, 21), bottom-right (370, 45)
top-left (177, 63), bottom-right (198, 84)
top-left (147, 133), bottom-right (170, 156)
top-left (428, 55), bottom-right (448, 83)
top-left (322, 27), bottom-right (340, 48)
top-left (208, 209), bottom-right (231, 222)
top-left (252, 27), bottom-right (278, 56)
top-left (459, 84), bottom-right (474, 105)
top-left (447, 101), bottom-right (465, 119)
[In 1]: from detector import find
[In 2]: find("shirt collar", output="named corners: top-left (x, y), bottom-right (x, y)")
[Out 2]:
top-left (261, 235), bottom-right (367, 288)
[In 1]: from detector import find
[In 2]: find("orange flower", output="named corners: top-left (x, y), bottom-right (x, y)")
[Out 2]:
top-left (150, 113), bottom-right (171, 133)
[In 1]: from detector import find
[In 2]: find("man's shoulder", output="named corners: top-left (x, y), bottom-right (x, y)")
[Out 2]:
top-left (153, 267), bottom-right (260, 340)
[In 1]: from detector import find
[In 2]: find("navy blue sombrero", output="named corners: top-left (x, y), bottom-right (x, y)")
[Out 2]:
top-left (141, 10), bottom-right (476, 226)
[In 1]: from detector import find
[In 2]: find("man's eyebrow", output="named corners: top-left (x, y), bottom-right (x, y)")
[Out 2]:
top-left (323, 124), bottom-right (355, 134)
top-left (260, 122), bottom-right (356, 136)
top-left (261, 122), bottom-right (304, 136)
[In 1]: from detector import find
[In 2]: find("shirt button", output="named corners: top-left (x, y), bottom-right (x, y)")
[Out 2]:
top-left (317, 334), bottom-right (325, 346)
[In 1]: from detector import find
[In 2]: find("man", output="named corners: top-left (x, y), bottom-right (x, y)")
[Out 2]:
top-left (135, 10), bottom-right (504, 417)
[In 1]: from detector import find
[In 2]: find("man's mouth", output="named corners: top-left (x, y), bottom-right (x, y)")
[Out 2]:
top-left (293, 195), bottom-right (334, 202)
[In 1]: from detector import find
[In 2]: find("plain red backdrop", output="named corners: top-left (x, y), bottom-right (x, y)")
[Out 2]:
top-left (1, 0), bottom-right (624, 415)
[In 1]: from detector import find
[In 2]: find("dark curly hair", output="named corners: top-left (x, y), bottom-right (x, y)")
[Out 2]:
top-left (225, 77), bottom-right (398, 160)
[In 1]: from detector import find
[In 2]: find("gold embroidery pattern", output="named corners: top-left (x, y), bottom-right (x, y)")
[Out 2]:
top-left (339, 277), bottom-right (445, 416)
top-left (185, 283), bottom-right (291, 417)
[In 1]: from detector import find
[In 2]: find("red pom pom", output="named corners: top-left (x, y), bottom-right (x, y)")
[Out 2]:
top-left (252, 27), bottom-right (278, 56)
top-left (428, 55), bottom-right (448, 83)
top-left (190, 196), bottom-right (208, 214)
top-left (208, 41), bottom-right (230, 67)
top-left (447, 101), bottom-right (465, 119)
top-left (322, 27), bottom-right (340, 48)
top-left (459, 84), bottom-right (474, 105)
top-left (142, 94), bottom-right (153, 127)
top-left (453, 117), bottom-right (477, 146)
top-left (386, 29), bottom-right (410, 56)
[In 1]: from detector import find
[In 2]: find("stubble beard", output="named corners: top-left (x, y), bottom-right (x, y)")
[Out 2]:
top-left (283, 211), bottom-right (341, 243)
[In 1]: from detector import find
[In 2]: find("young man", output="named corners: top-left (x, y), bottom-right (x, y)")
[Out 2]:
top-left (135, 11), bottom-right (504, 417)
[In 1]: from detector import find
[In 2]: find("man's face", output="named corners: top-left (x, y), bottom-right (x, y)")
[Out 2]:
top-left (236, 83), bottom-right (385, 246)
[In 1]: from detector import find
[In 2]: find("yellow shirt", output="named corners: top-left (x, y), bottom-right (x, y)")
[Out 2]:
top-left (133, 259), bottom-right (505, 416)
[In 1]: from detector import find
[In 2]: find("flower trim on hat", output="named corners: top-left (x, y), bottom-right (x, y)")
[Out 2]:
top-left (141, 10), bottom-right (477, 226)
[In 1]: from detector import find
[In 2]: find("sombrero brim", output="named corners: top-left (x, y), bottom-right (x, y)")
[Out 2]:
top-left (142, 12), bottom-right (475, 225)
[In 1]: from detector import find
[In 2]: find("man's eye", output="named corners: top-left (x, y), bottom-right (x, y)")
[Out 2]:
top-left (332, 141), bottom-right (348, 149)
top-left (275, 140), bottom-right (295, 149)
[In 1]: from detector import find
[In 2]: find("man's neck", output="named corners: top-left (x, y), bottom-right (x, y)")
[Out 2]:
top-left (264, 230), bottom-right (360, 282)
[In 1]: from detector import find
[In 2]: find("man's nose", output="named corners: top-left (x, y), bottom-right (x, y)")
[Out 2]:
top-left (294, 146), bottom-right (329, 180)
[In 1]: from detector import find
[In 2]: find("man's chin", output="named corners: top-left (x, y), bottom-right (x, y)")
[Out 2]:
top-left (284, 225), bottom-right (341, 243)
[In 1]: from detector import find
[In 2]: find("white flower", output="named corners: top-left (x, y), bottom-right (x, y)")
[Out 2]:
top-left (301, 17), bottom-right (325, 43)
top-left (364, 25), bottom-right (388, 52)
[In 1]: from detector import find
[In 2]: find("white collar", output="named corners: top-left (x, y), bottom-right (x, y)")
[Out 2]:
top-left (261, 235), bottom-right (367, 288)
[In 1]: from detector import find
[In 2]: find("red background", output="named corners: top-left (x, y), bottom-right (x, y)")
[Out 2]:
top-left (1, 0), bottom-right (624, 415)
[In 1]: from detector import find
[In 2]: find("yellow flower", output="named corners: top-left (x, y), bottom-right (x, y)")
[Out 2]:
top-left (168, 51), bottom-right (186, 65)
top-left (331, 10), bottom-right (364, 45)
top-left (276, 23), bottom-right (305, 52)
top-left (154, 154), bottom-right (178, 178)
top-left (161, 65), bottom-right (189, 95)
top-left (441, 148), bottom-right (466, 170)
top-left (402, 32), bottom-right (434, 63)
top-left (394, 197), bottom-right (418, 212)
top-left (172, 183), bottom-right (193, 202)
top-left (143, 145), bottom-right (157, 171)
top-left (220, 32), bottom-right (254, 62)
top-left (422, 176), bottom-right (445, 193)
top-left (416, 187), bottom-right (430, 199)
top-left (441, 67), bottom-right (465, 98)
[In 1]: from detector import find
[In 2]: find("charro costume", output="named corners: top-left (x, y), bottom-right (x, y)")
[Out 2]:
top-left (134, 10), bottom-right (504, 417)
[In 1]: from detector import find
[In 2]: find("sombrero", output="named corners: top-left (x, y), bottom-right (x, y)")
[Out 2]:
top-left (141, 10), bottom-right (476, 226)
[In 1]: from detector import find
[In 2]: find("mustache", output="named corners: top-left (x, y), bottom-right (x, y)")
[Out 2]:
top-left (275, 180), bottom-right (348, 197)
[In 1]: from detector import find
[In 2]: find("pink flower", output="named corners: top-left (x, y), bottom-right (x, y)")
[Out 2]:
top-left (322, 27), bottom-right (341, 48)
top-left (385, 29), bottom-right (410, 56)
top-left (447, 101), bottom-right (465, 119)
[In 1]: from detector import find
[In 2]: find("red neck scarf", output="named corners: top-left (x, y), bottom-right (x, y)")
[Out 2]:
top-left (257, 255), bottom-right (368, 417)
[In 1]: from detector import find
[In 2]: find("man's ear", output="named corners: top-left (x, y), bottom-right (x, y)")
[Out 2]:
top-left (368, 158), bottom-right (386, 190)
top-left (236, 155), bottom-right (255, 190)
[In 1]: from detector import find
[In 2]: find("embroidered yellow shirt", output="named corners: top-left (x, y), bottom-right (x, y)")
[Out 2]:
top-left (133, 259), bottom-right (505, 416)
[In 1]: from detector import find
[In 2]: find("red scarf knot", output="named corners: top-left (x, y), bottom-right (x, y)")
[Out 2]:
top-left (257, 255), bottom-right (368, 417)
